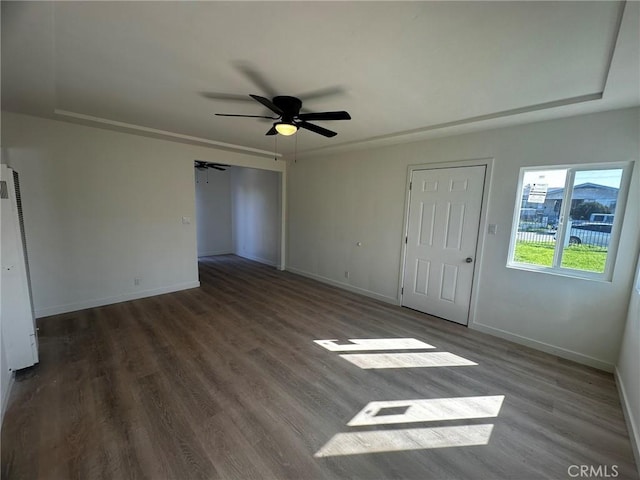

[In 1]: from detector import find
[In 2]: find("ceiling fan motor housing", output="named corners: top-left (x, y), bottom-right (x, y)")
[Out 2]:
top-left (273, 96), bottom-right (302, 123)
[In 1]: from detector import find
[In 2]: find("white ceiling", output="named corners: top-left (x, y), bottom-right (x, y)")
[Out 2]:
top-left (2, 1), bottom-right (639, 158)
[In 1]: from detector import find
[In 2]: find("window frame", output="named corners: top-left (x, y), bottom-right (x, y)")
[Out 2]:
top-left (507, 161), bottom-right (633, 281)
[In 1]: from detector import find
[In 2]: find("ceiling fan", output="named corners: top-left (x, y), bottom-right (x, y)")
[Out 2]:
top-left (194, 160), bottom-right (229, 171)
top-left (215, 95), bottom-right (351, 138)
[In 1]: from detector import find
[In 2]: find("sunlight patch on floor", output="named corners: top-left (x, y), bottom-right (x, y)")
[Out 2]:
top-left (314, 424), bottom-right (494, 457)
top-left (314, 338), bottom-right (435, 351)
top-left (347, 396), bottom-right (504, 426)
top-left (339, 351), bottom-right (477, 369)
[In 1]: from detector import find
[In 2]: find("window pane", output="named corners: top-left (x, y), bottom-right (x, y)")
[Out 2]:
top-left (560, 169), bottom-right (623, 273)
top-left (513, 170), bottom-right (566, 267)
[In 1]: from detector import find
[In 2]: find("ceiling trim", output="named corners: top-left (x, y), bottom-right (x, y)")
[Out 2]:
top-left (299, 92), bottom-right (604, 157)
top-left (601, 0), bottom-right (628, 91)
top-left (53, 109), bottom-right (282, 158)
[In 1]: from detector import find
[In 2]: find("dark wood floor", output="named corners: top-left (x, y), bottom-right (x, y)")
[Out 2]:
top-left (2, 255), bottom-right (637, 480)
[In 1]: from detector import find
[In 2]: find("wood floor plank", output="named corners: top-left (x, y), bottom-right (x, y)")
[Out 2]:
top-left (2, 254), bottom-right (638, 480)
top-left (135, 373), bottom-right (219, 480)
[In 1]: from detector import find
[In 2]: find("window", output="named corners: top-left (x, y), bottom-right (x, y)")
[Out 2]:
top-left (508, 163), bottom-right (632, 280)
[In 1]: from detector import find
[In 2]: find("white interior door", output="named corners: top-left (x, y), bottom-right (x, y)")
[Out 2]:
top-left (402, 166), bottom-right (486, 325)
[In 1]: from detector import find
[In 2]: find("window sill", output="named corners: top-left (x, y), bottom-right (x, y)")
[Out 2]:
top-left (506, 262), bottom-right (612, 283)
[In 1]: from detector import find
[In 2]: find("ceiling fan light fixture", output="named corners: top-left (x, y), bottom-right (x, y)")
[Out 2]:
top-left (275, 122), bottom-right (298, 136)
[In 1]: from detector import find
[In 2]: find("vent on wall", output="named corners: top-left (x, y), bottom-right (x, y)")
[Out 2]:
top-left (0, 180), bottom-right (8, 199)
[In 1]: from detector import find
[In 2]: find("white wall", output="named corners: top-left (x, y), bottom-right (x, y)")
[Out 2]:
top-left (1, 111), bottom-right (285, 317)
top-left (0, 334), bottom-right (13, 425)
top-left (617, 253), bottom-right (640, 468)
top-left (195, 168), bottom-right (232, 257)
top-left (232, 167), bottom-right (280, 266)
top-left (287, 107), bottom-right (640, 370)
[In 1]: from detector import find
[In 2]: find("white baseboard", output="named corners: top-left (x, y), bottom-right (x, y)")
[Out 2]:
top-left (470, 321), bottom-right (614, 372)
top-left (35, 281), bottom-right (201, 318)
top-left (286, 266), bottom-right (398, 305)
top-left (198, 250), bottom-right (233, 257)
top-left (285, 269), bottom-right (614, 372)
top-left (1, 371), bottom-right (15, 427)
top-left (615, 367), bottom-right (640, 476)
top-left (237, 252), bottom-right (278, 267)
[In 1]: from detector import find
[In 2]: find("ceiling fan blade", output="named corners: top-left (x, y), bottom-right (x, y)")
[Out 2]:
top-left (297, 121), bottom-right (337, 137)
top-left (235, 63), bottom-right (279, 97)
top-left (297, 111), bottom-right (351, 121)
top-left (265, 125), bottom-right (277, 136)
top-left (296, 86), bottom-right (345, 102)
top-left (215, 113), bottom-right (278, 119)
top-left (201, 92), bottom-right (255, 102)
top-left (250, 95), bottom-right (284, 116)
top-left (195, 160), bottom-right (231, 170)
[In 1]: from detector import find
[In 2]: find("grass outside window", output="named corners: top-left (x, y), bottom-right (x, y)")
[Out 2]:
top-left (514, 241), bottom-right (607, 273)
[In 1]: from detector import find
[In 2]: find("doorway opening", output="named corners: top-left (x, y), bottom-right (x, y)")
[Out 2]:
top-left (195, 164), bottom-right (283, 268)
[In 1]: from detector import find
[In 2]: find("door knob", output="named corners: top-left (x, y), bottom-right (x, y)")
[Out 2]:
top-left (465, 257), bottom-right (473, 263)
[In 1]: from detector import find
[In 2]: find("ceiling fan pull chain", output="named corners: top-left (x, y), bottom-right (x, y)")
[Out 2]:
top-left (274, 135), bottom-right (278, 161)
top-left (294, 133), bottom-right (298, 163)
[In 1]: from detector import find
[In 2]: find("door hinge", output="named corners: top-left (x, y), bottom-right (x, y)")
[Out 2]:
top-left (409, 181), bottom-right (412, 190)
top-left (401, 287), bottom-right (404, 295)
top-left (405, 236), bottom-right (408, 244)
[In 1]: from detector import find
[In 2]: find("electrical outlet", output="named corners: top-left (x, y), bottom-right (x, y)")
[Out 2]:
top-left (345, 271), bottom-right (350, 279)
top-left (134, 277), bottom-right (141, 286)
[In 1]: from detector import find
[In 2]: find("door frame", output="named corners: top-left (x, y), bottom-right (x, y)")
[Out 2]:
top-left (398, 158), bottom-right (494, 327)
top-left (193, 162), bottom-right (286, 271)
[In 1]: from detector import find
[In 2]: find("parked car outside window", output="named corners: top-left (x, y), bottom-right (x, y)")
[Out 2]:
top-left (568, 223), bottom-right (612, 247)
